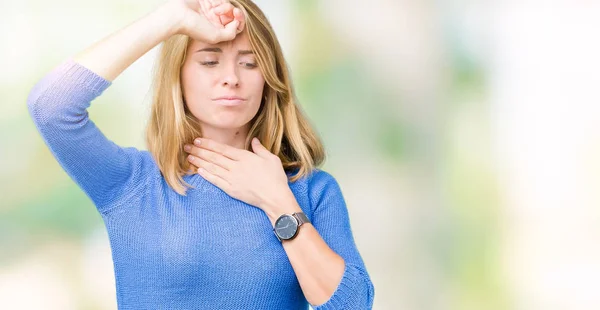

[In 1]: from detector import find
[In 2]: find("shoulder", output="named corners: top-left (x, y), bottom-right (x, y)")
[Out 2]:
top-left (298, 168), bottom-right (346, 213)
top-left (289, 167), bottom-right (339, 190)
top-left (118, 148), bottom-right (156, 168)
top-left (306, 168), bottom-right (339, 189)
top-left (116, 148), bottom-right (162, 183)
top-left (138, 149), bottom-right (163, 176)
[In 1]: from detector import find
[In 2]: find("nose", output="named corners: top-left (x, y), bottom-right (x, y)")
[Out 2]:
top-left (221, 62), bottom-right (240, 88)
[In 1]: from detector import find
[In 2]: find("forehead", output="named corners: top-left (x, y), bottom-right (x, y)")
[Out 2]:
top-left (188, 31), bottom-right (251, 53)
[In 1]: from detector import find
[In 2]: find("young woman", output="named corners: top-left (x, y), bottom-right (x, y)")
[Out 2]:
top-left (26, 0), bottom-right (375, 308)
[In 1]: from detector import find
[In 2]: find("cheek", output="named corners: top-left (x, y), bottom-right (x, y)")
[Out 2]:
top-left (183, 68), bottom-right (212, 94)
top-left (244, 72), bottom-right (265, 98)
top-left (182, 69), bottom-right (215, 112)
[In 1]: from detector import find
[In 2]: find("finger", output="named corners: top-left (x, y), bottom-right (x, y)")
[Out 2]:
top-left (188, 154), bottom-right (229, 179)
top-left (198, 167), bottom-right (231, 192)
top-left (219, 13), bottom-right (234, 26)
top-left (214, 19), bottom-right (239, 42)
top-left (200, 0), bottom-right (224, 28)
top-left (233, 8), bottom-right (245, 33)
top-left (194, 138), bottom-right (245, 161)
top-left (187, 163), bottom-right (199, 174)
top-left (207, 12), bottom-right (225, 29)
top-left (207, 0), bottom-right (224, 8)
top-left (197, 148), bottom-right (235, 170)
top-left (186, 145), bottom-right (234, 170)
top-left (250, 137), bottom-right (272, 158)
top-left (214, 3), bottom-right (235, 25)
top-left (213, 2), bottom-right (233, 16)
top-left (199, 0), bottom-right (209, 16)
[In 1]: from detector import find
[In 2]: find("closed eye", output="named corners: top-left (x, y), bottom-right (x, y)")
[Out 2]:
top-left (200, 61), bottom-right (218, 67)
top-left (200, 61), bottom-right (258, 69)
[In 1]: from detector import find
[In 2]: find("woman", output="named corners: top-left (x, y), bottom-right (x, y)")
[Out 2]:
top-left (26, 0), bottom-right (375, 308)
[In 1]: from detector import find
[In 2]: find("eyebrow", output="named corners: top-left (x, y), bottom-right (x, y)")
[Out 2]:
top-left (195, 47), bottom-right (254, 55)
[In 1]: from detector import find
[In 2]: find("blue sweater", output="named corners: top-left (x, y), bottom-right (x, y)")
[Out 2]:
top-left (26, 58), bottom-right (375, 309)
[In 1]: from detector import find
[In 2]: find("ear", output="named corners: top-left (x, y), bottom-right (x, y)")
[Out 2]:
top-left (251, 137), bottom-right (272, 158)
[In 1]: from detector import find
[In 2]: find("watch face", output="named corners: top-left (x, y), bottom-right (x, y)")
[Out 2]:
top-left (274, 215), bottom-right (298, 240)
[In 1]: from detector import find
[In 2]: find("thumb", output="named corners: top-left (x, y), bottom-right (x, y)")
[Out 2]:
top-left (214, 19), bottom-right (239, 42)
top-left (251, 137), bottom-right (271, 158)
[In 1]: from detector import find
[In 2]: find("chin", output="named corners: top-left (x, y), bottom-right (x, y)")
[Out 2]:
top-left (214, 123), bottom-right (247, 130)
top-left (204, 118), bottom-right (251, 130)
top-left (193, 110), bottom-right (257, 131)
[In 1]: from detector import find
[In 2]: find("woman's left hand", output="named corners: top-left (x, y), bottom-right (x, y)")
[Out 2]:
top-left (184, 137), bottom-right (292, 213)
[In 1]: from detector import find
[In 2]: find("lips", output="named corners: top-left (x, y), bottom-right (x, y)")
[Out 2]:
top-left (212, 96), bottom-right (246, 107)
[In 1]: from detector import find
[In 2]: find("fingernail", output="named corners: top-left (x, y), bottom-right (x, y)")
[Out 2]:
top-left (194, 138), bottom-right (202, 146)
top-left (184, 145), bottom-right (191, 152)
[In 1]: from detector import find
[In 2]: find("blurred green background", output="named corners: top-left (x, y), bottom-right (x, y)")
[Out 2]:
top-left (3, 0), bottom-right (600, 309)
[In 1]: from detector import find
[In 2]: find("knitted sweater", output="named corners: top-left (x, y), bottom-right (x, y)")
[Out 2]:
top-left (26, 58), bottom-right (375, 309)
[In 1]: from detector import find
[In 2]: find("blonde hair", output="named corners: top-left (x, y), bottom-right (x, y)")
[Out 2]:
top-left (146, 0), bottom-right (325, 195)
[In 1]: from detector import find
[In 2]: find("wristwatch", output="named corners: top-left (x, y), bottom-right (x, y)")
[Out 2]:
top-left (273, 212), bottom-right (310, 242)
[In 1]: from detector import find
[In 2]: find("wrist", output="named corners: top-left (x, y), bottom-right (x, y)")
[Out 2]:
top-left (157, 1), bottom-right (187, 37)
top-left (262, 190), bottom-right (302, 225)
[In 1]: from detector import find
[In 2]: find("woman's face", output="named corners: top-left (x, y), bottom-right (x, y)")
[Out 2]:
top-left (181, 31), bottom-right (265, 132)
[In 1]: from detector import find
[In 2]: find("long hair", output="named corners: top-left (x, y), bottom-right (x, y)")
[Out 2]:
top-left (145, 0), bottom-right (325, 196)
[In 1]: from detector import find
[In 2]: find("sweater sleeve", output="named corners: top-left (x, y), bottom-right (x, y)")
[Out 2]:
top-left (307, 170), bottom-right (375, 310)
top-left (26, 58), bottom-right (148, 214)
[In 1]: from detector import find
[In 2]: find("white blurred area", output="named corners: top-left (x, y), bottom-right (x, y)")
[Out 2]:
top-left (2, 0), bottom-right (600, 309)
top-left (329, 1), bottom-right (600, 308)
top-left (490, 3), bottom-right (600, 310)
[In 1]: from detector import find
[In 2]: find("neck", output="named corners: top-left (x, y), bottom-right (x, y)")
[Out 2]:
top-left (200, 124), bottom-right (249, 150)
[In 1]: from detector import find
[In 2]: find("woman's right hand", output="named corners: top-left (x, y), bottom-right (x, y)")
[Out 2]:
top-left (169, 0), bottom-right (245, 44)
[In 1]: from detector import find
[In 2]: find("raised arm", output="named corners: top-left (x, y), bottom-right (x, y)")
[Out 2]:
top-left (72, 0), bottom-right (242, 81)
top-left (26, 0), bottom-right (244, 213)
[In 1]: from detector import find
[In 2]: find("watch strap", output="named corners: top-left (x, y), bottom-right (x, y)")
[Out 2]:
top-left (293, 212), bottom-right (310, 226)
